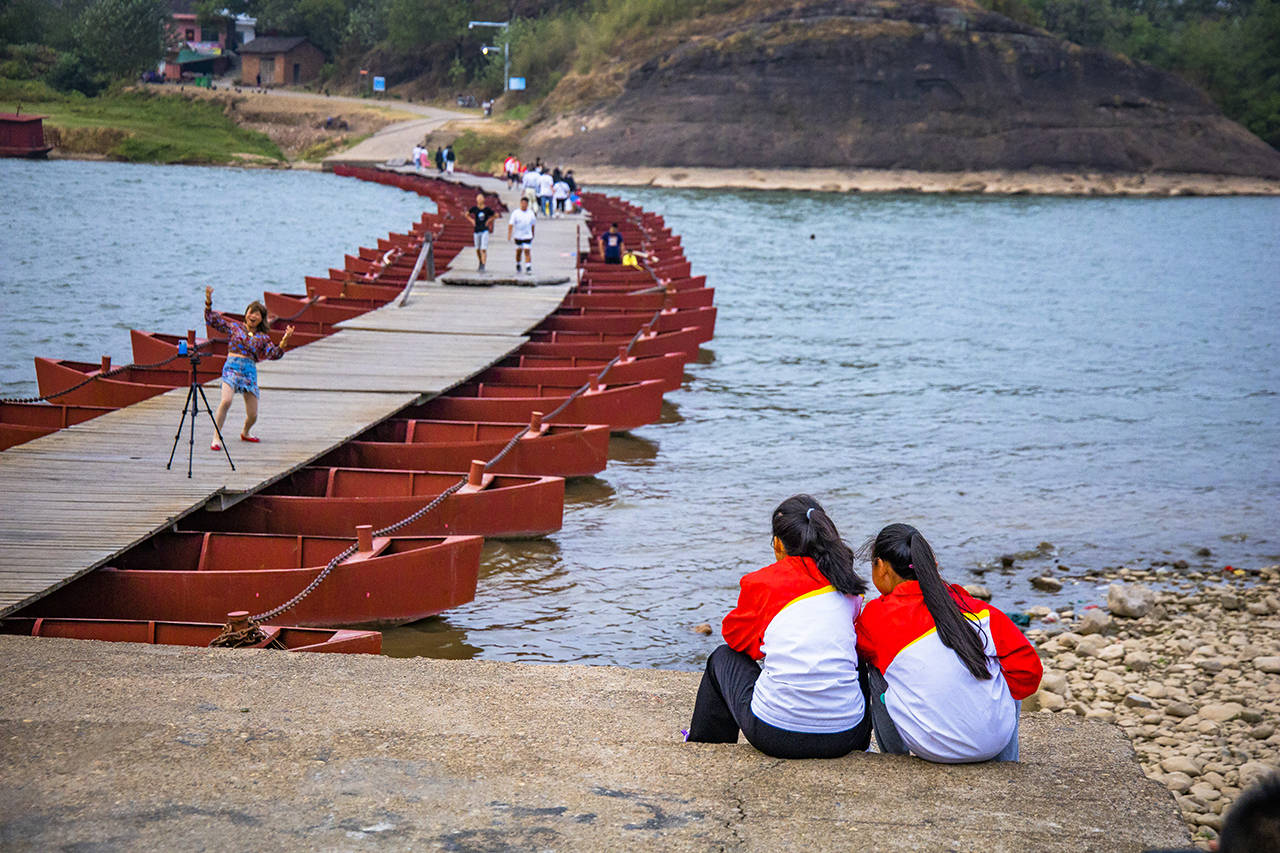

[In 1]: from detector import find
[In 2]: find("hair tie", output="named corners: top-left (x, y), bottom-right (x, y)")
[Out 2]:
top-left (908, 564), bottom-right (914, 569)
top-left (805, 507), bottom-right (814, 521)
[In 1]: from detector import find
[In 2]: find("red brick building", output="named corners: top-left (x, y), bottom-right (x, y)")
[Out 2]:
top-left (239, 37), bottom-right (325, 87)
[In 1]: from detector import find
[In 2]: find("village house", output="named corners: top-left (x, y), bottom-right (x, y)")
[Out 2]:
top-left (238, 37), bottom-right (325, 87)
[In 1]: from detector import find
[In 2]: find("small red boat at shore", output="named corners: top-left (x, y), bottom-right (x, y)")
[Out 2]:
top-left (325, 416), bottom-right (611, 478)
top-left (479, 351), bottom-right (685, 392)
top-left (0, 401), bottom-right (116, 450)
top-left (0, 617), bottom-right (382, 653)
top-left (21, 530), bottom-right (482, 628)
top-left (412, 379), bottom-right (665, 432)
top-left (184, 465), bottom-right (565, 539)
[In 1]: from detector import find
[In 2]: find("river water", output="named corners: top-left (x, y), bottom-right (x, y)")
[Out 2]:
top-left (2, 161), bottom-right (1278, 670)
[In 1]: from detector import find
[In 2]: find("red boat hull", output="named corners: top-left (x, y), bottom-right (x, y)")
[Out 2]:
top-left (521, 327), bottom-right (702, 361)
top-left (23, 532), bottom-right (482, 628)
top-left (186, 468), bottom-right (565, 539)
top-left (33, 358), bottom-right (173, 407)
top-left (263, 292), bottom-right (377, 326)
top-left (326, 420), bottom-right (611, 478)
top-left (0, 617), bottom-right (382, 653)
top-left (0, 402), bottom-right (116, 450)
top-left (480, 351), bottom-right (685, 392)
top-left (562, 288), bottom-right (714, 311)
top-left (412, 379), bottom-right (665, 432)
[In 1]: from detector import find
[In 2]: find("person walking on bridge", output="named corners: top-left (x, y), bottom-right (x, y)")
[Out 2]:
top-left (508, 195), bottom-right (537, 275)
top-left (467, 193), bottom-right (496, 272)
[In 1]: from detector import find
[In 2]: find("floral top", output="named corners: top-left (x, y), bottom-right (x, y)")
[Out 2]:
top-left (205, 307), bottom-right (285, 363)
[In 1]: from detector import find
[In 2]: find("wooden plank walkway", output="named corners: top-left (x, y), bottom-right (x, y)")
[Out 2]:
top-left (0, 170), bottom-right (585, 617)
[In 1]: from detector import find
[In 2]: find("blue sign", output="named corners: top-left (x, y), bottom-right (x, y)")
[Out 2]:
top-left (508, 77), bottom-right (526, 91)
top-left (372, 76), bottom-right (385, 92)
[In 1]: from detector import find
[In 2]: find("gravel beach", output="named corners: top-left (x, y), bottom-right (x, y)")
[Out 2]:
top-left (1014, 563), bottom-right (1280, 848)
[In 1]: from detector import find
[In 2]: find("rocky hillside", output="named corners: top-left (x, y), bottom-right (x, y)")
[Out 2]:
top-left (522, 0), bottom-right (1280, 178)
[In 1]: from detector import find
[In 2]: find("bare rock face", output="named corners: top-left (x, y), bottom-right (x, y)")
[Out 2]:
top-left (527, 0), bottom-right (1280, 178)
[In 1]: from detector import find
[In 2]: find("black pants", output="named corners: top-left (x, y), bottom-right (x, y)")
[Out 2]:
top-left (687, 644), bottom-right (871, 759)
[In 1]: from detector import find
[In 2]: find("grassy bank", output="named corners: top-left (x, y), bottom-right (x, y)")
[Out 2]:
top-left (0, 79), bottom-right (284, 165)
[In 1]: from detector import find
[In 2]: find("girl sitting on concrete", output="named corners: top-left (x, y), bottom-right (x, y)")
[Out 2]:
top-left (856, 524), bottom-right (1042, 762)
top-left (686, 495), bottom-right (872, 759)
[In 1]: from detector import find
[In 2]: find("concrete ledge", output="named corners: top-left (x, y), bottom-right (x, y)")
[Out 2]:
top-left (441, 272), bottom-right (573, 288)
top-left (0, 636), bottom-right (1191, 850)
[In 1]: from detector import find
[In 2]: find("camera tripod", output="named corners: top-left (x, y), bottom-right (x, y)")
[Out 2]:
top-left (167, 341), bottom-right (234, 478)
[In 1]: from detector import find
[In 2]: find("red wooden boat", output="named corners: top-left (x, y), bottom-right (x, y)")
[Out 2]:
top-left (577, 275), bottom-right (707, 293)
top-left (263, 292), bottom-right (379, 326)
top-left (561, 288), bottom-right (715, 311)
top-left (0, 617), bottom-right (382, 653)
top-left (539, 306), bottom-right (716, 342)
top-left (304, 276), bottom-right (403, 301)
top-left (412, 379), bottom-right (665, 432)
top-left (521, 327), bottom-right (702, 361)
top-left (184, 466), bottom-right (565, 539)
top-left (0, 402), bottom-right (115, 450)
top-left (22, 530), bottom-right (482, 628)
top-left (33, 357), bottom-right (182, 407)
top-left (479, 351), bottom-right (685, 393)
top-left (323, 416), bottom-right (610, 478)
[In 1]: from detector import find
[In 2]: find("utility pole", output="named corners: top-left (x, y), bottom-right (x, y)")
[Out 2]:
top-left (468, 19), bottom-right (510, 92)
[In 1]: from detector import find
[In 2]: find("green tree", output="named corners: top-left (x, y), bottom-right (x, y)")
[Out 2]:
top-left (75, 0), bottom-right (170, 79)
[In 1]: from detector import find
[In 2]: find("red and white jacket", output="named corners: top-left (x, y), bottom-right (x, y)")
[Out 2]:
top-left (722, 556), bottom-right (866, 734)
top-left (856, 582), bottom-right (1042, 762)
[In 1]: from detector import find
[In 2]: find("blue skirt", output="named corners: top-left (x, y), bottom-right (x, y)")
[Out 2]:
top-left (221, 356), bottom-right (259, 397)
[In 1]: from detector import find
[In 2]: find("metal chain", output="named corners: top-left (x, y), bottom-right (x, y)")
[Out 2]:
top-left (0, 349), bottom-right (192, 405)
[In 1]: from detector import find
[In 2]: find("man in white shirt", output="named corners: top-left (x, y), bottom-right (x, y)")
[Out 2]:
top-left (507, 196), bottom-right (537, 274)
top-left (521, 167), bottom-right (541, 208)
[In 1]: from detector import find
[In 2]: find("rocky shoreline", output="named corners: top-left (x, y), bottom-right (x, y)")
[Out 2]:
top-left (574, 166), bottom-right (1280, 197)
top-left (1012, 563), bottom-right (1280, 848)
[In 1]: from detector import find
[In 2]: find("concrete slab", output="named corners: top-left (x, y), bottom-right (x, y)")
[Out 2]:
top-left (0, 636), bottom-right (1192, 851)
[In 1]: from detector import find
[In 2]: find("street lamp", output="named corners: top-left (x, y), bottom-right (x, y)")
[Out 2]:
top-left (468, 19), bottom-right (510, 92)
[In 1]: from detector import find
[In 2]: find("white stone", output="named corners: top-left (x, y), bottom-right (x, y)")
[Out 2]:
top-left (1108, 583), bottom-right (1157, 618)
top-left (1076, 608), bottom-right (1111, 636)
top-left (1098, 643), bottom-right (1126, 661)
top-left (1239, 761), bottom-right (1277, 789)
top-left (1161, 772), bottom-right (1193, 793)
top-left (1160, 756), bottom-right (1202, 776)
top-left (1254, 656), bottom-right (1280, 674)
top-left (1198, 702), bottom-right (1243, 722)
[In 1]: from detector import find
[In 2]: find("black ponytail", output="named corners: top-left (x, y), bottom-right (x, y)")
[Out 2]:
top-left (772, 495), bottom-right (867, 596)
top-left (870, 523), bottom-right (992, 681)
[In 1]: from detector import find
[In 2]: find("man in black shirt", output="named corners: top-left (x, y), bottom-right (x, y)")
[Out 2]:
top-left (467, 193), bottom-right (496, 272)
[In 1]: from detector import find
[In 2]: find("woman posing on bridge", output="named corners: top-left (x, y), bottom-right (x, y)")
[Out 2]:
top-left (204, 285), bottom-right (294, 450)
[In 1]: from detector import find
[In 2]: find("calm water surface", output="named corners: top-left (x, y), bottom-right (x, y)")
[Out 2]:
top-left (2, 161), bottom-right (1278, 669)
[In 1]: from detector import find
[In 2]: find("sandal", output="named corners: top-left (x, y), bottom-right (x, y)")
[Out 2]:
top-left (210, 442), bottom-right (221, 451)
top-left (240, 434), bottom-right (260, 443)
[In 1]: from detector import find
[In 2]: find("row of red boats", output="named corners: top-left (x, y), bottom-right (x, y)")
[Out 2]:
top-left (2, 168), bottom-right (715, 657)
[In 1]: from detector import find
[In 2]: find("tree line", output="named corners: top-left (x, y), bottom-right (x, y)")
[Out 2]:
top-left (2, 0), bottom-right (1275, 149)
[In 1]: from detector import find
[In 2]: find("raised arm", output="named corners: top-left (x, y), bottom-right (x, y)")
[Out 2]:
top-left (204, 286), bottom-right (233, 335)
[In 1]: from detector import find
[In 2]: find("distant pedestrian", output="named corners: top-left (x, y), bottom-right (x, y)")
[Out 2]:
top-left (537, 169), bottom-right (553, 216)
top-left (467, 193), bottom-right (496, 272)
top-left (203, 285), bottom-right (294, 449)
top-left (565, 170), bottom-right (577, 192)
top-left (598, 222), bottom-right (625, 264)
top-left (503, 153), bottom-right (520, 188)
top-left (508, 196), bottom-right (537, 275)
top-left (444, 144), bottom-right (455, 174)
top-left (411, 143), bottom-right (422, 170)
top-left (434, 145), bottom-right (444, 173)
top-left (553, 178), bottom-right (569, 217)
top-left (521, 165), bottom-right (541, 207)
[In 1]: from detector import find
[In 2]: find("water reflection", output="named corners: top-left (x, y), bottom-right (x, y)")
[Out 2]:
top-left (381, 616), bottom-right (481, 660)
top-left (564, 476), bottom-right (616, 506)
top-left (607, 433), bottom-right (660, 465)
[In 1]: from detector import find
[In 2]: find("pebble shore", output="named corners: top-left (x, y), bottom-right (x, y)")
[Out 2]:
top-left (1010, 563), bottom-right (1280, 848)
